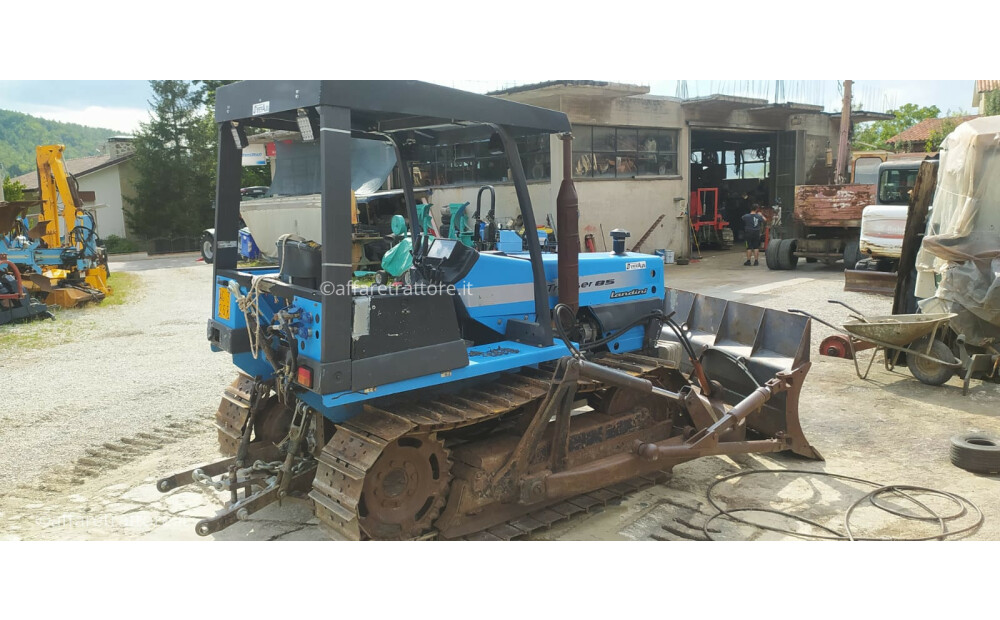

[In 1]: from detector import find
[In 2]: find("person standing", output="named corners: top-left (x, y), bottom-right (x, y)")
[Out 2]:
top-left (741, 205), bottom-right (765, 266)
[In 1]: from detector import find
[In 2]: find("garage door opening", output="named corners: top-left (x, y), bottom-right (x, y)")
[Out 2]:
top-left (690, 129), bottom-right (798, 245)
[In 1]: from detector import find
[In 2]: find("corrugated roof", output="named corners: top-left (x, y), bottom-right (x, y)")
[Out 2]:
top-left (11, 152), bottom-right (133, 190)
top-left (886, 115), bottom-right (979, 144)
top-left (975, 80), bottom-right (1000, 93)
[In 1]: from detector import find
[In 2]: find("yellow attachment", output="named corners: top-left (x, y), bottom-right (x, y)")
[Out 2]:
top-left (83, 266), bottom-right (112, 297)
top-left (27, 266), bottom-right (110, 309)
top-left (35, 145), bottom-right (84, 250)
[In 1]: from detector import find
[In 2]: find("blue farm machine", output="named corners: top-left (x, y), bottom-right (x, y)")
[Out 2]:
top-left (0, 145), bottom-right (111, 325)
top-left (158, 81), bottom-right (820, 540)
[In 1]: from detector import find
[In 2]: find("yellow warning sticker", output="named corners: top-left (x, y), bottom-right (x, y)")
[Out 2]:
top-left (217, 286), bottom-right (231, 321)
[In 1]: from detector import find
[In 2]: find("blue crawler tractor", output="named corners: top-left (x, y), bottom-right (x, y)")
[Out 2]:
top-left (158, 81), bottom-right (819, 540)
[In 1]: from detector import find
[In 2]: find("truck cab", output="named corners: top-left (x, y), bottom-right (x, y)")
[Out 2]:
top-left (857, 159), bottom-right (922, 265)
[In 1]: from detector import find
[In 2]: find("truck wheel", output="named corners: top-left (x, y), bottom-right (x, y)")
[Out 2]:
top-left (765, 238), bottom-right (782, 270)
top-left (778, 239), bottom-right (798, 270)
top-left (201, 232), bottom-right (215, 264)
top-left (950, 434), bottom-right (1000, 474)
top-left (843, 241), bottom-right (862, 270)
top-left (906, 337), bottom-right (955, 386)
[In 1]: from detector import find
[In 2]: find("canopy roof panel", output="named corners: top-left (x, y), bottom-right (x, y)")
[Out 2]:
top-left (215, 80), bottom-right (572, 137)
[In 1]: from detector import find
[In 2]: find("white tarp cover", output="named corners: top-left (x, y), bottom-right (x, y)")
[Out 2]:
top-left (915, 116), bottom-right (1000, 345)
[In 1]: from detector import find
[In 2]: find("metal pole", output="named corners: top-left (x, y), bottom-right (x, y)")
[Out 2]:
top-left (556, 133), bottom-right (579, 313)
top-left (836, 80), bottom-right (852, 184)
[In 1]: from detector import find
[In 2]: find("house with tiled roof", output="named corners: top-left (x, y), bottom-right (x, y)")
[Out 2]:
top-left (885, 115), bottom-right (979, 153)
top-left (12, 137), bottom-right (136, 238)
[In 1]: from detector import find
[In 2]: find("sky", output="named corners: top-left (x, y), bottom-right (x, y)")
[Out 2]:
top-left (0, 80), bottom-right (979, 134)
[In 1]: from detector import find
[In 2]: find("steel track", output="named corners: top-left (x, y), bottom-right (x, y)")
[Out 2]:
top-left (308, 353), bottom-right (671, 541)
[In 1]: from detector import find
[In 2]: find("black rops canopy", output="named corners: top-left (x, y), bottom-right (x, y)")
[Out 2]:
top-left (214, 80), bottom-right (572, 137)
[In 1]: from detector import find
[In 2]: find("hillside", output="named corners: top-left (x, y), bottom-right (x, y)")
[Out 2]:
top-left (0, 109), bottom-right (119, 177)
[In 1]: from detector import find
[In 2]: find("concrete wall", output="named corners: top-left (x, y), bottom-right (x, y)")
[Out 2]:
top-left (557, 95), bottom-right (689, 257)
top-left (116, 161), bottom-right (139, 237)
top-left (79, 165), bottom-right (128, 238)
top-left (575, 178), bottom-right (688, 255)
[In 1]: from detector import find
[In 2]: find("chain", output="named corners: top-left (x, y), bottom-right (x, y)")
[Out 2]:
top-left (192, 460), bottom-right (285, 492)
top-left (192, 457), bottom-right (315, 491)
top-left (191, 468), bottom-right (228, 491)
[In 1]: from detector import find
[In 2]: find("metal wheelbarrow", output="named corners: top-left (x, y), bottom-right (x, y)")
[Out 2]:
top-left (789, 300), bottom-right (963, 387)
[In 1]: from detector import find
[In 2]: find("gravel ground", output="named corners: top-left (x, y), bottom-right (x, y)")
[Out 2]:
top-left (0, 253), bottom-right (234, 493)
top-left (1, 249), bottom-right (997, 541)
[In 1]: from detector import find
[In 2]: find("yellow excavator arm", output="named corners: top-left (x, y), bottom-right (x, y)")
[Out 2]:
top-left (35, 145), bottom-right (84, 249)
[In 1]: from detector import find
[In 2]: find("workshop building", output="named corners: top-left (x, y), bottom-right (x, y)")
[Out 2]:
top-left (415, 81), bottom-right (889, 260)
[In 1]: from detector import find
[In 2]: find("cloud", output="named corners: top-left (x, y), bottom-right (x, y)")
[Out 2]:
top-left (13, 104), bottom-right (151, 133)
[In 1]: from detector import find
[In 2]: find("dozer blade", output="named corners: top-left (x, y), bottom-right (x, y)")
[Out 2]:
top-left (661, 288), bottom-right (821, 460)
top-left (844, 269), bottom-right (897, 296)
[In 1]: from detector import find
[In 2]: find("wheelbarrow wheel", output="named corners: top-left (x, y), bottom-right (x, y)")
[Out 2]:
top-left (906, 337), bottom-right (955, 386)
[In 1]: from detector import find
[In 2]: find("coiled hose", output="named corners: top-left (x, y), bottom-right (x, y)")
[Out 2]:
top-left (703, 469), bottom-right (984, 541)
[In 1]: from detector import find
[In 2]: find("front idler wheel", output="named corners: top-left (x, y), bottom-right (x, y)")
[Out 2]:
top-left (359, 434), bottom-right (451, 540)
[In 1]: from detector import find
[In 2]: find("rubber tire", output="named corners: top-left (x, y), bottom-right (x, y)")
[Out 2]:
top-left (843, 240), bottom-right (862, 270)
top-left (765, 238), bottom-right (782, 270)
top-left (201, 232), bottom-right (215, 264)
top-left (950, 434), bottom-right (1000, 474)
top-left (906, 337), bottom-right (955, 386)
top-left (777, 238), bottom-right (798, 270)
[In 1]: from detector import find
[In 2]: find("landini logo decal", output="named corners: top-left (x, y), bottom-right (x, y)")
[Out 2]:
top-left (610, 288), bottom-right (648, 299)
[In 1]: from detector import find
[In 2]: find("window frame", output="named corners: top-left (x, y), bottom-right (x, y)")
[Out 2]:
top-left (572, 124), bottom-right (680, 179)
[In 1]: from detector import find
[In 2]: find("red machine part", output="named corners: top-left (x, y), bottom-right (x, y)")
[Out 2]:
top-left (689, 188), bottom-right (729, 232)
top-left (0, 255), bottom-right (28, 302)
top-left (820, 335), bottom-right (853, 359)
top-left (819, 334), bottom-right (875, 359)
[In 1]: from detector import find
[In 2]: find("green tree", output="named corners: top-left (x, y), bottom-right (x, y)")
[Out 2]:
top-left (241, 165), bottom-right (272, 188)
top-left (852, 103), bottom-right (940, 151)
top-left (193, 80), bottom-right (273, 189)
top-left (124, 81), bottom-right (217, 239)
top-left (3, 175), bottom-right (26, 201)
top-left (984, 91), bottom-right (1000, 116)
top-left (925, 110), bottom-right (972, 152)
top-left (192, 80), bottom-right (236, 108)
top-left (0, 109), bottom-right (116, 177)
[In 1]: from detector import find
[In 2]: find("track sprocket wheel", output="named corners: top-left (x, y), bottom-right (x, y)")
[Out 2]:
top-left (358, 434), bottom-right (451, 540)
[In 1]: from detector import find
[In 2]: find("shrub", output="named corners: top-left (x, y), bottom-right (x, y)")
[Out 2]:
top-left (103, 234), bottom-right (142, 254)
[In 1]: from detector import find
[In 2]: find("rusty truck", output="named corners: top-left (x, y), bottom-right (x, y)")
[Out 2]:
top-left (765, 183), bottom-right (874, 270)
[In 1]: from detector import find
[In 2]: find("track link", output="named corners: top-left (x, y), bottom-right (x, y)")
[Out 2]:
top-left (215, 374), bottom-right (255, 457)
top-left (457, 471), bottom-right (670, 540)
top-left (310, 354), bottom-right (668, 541)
